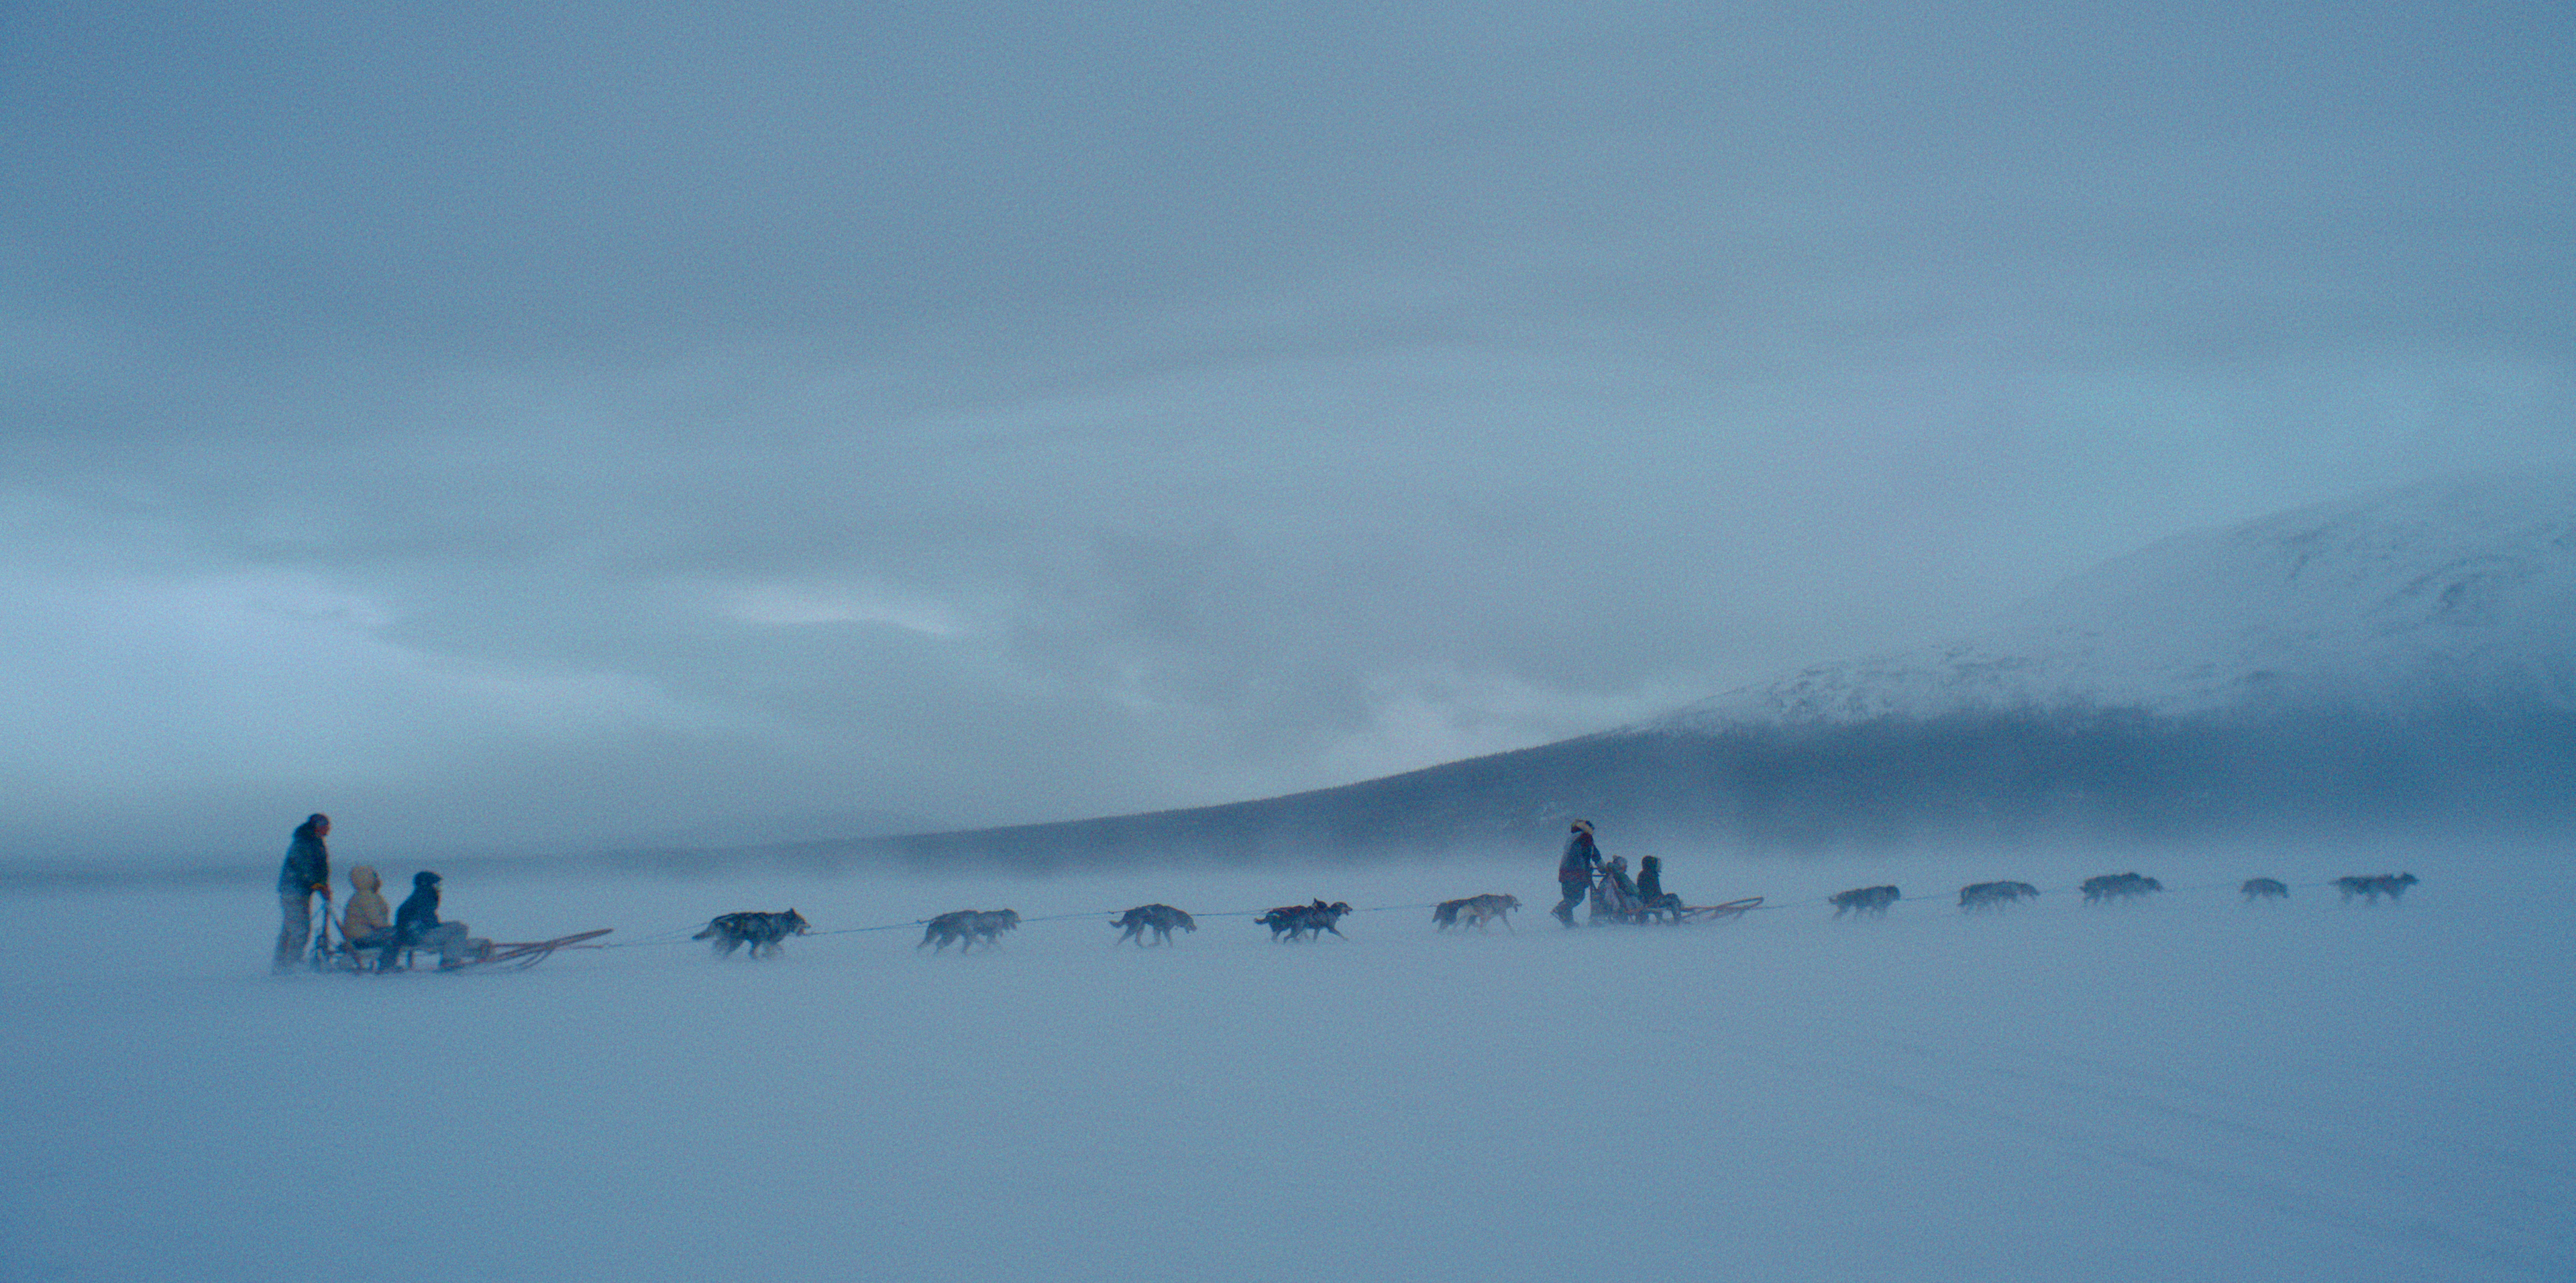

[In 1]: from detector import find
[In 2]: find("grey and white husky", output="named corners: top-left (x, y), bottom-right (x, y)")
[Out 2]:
top-left (920, 909), bottom-right (1020, 953)
top-left (1258, 900), bottom-right (1353, 941)
top-left (1434, 893), bottom-right (1521, 932)
top-left (693, 909), bottom-right (809, 959)
top-left (1111, 904), bottom-right (1197, 947)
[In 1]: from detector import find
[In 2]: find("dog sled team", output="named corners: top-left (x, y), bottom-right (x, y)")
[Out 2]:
top-left (272, 813), bottom-right (610, 974)
top-left (272, 815), bottom-right (496, 973)
top-left (272, 812), bottom-right (2427, 974)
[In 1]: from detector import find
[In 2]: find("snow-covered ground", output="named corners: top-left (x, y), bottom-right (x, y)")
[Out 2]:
top-left (5, 841), bottom-right (2570, 1282)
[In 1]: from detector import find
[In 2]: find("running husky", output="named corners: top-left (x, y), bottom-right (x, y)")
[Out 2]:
top-left (1957, 882), bottom-right (2039, 911)
top-left (1829, 886), bottom-right (1900, 917)
top-left (693, 909), bottom-right (809, 959)
top-left (1434, 893), bottom-right (1520, 933)
top-left (920, 909), bottom-right (1020, 954)
top-left (2241, 878), bottom-right (2291, 902)
top-left (2335, 873), bottom-right (2418, 903)
top-left (1111, 904), bottom-right (1196, 947)
top-left (2080, 872), bottom-right (2163, 904)
top-left (1258, 900), bottom-right (1354, 941)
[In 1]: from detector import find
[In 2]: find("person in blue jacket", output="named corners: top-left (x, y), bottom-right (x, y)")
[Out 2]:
top-left (385, 870), bottom-right (488, 970)
top-left (1551, 819), bottom-right (1603, 927)
top-left (272, 814), bottom-right (331, 973)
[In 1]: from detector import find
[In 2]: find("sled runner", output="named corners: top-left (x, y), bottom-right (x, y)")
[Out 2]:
top-left (1587, 865), bottom-right (1761, 925)
top-left (329, 927), bottom-right (612, 973)
top-left (458, 928), bottom-right (614, 970)
top-left (1665, 897), bottom-right (1762, 923)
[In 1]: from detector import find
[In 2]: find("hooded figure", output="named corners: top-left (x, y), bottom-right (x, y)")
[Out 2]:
top-left (385, 871), bottom-right (484, 970)
top-left (392, 870), bottom-right (443, 939)
top-left (341, 866), bottom-right (392, 949)
top-left (271, 813), bottom-right (331, 973)
top-left (1636, 855), bottom-right (1682, 921)
top-left (1604, 855), bottom-right (1640, 903)
top-left (1552, 820), bottom-right (1602, 927)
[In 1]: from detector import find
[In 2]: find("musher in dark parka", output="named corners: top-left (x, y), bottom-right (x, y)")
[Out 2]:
top-left (1552, 819), bottom-right (1602, 927)
top-left (272, 813), bottom-right (332, 973)
top-left (386, 870), bottom-right (488, 970)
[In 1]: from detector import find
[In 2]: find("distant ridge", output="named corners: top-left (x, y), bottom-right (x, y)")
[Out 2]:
top-left (808, 475), bottom-right (2576, 868)
top-left (1649, 474), bottom-right (2576, 729)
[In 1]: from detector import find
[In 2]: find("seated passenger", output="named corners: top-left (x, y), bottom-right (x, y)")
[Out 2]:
top-left (1593, 855), bottom-right (1647, 921)
top-left (341, 865), bottom-right (394, 964)
top-left (1636, 855), bottom-right (1684, 921)
top-left (385, 870), bottom-right (491, 971)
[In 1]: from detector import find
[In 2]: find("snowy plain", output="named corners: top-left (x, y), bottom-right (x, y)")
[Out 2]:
top-left (4, 841), bottom-right (2569, 1282)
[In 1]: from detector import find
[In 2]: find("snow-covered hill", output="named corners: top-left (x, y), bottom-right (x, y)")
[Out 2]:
top-left (1650, 474), bottom-right (2576, 730)
top-left (689, 476), bottom-right (2576, 865)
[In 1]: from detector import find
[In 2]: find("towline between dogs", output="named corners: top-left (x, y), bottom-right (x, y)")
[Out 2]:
top-left (581, 874), bottom-right (2398, 966)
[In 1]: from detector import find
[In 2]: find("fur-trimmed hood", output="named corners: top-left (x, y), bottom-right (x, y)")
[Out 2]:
top-left (343, 865), bottom-right (391, 939)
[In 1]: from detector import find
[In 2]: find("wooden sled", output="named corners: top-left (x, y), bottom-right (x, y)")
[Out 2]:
top-left (334, 927), bottom-right (612, 972)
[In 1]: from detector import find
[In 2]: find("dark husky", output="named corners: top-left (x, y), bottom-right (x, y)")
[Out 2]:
top-left (1829, 885), bottom-right (1900, 917)
top-left (692, 909), bottom-right (810, 959)
top-left (2241, 878), bottom-right (2291, 902)
top-left (1258, 900), bottom-right (1354, 941)
top-left (1112, 904), bottom-right (1197, 947)
top-left (1957, 882), bottom-right (2039, 911)
top-left (2080, 872), bottom-right (2163, 904)
top-left (969, 909), bottom-right (1020, 947)
top-left (1434, 893), bottom-right (1520, 932)
top-left (920, 909), bottom-right (1020, 954)
top-left (2335, 873), bottom-right (2418, 903)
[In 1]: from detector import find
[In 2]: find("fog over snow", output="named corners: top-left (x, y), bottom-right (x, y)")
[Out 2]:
top-left (5, 1), bottom-right (2573, 864)
top-left (5, 848), bottom-right (2569, 1282)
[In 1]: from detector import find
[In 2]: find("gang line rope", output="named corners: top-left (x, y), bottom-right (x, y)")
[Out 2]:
top-left (610, 875), bottom-right (2387, 948)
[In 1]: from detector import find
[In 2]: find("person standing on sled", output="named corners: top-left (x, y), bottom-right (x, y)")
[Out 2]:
top-left (1552, 819), bottom-right (1603, 927)
top-left (272, 813), bottom-right (332, 973)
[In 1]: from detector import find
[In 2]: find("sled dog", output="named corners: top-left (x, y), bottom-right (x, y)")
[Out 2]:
top-left (2080, 873), bottom-right (2163, 904)
top-left (920, 908), bottom-right (1020, 953)
top-left (1957, 882), bottom-right (2040, 911)
top-left (692, 909), bottom-right (809, 959)
top-left (1829, 885), bottom-right (1901, 917)
top-left (1258, 900), bottom-right (1353, 941)
top-left (2335, 873), bottom-right (2418, 903)
top-left (1434, 893), bottom-right (1519, 932)
top-left (1112, 904), bottom-right (1197, 947)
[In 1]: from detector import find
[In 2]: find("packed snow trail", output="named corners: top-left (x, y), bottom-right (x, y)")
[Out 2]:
top-left (3, 843), bottom-right (2567, 1282)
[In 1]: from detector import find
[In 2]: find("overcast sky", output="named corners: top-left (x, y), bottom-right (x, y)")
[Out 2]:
top-left (5, 1), bottom-right (2570, 863)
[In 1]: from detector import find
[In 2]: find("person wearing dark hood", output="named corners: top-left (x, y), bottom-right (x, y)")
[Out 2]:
top-left (272, 814), bottom-right (332, 973)
top-left (1552, 820), bottom-right (1603, 927)
top-left (1636, 854), bottom-right (1684, 922)
top-left (386, 870), bottom-right (490, 970)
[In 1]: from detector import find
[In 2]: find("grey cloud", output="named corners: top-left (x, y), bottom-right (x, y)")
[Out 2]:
top-left (3, 0), bottom-right (2570, 861)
